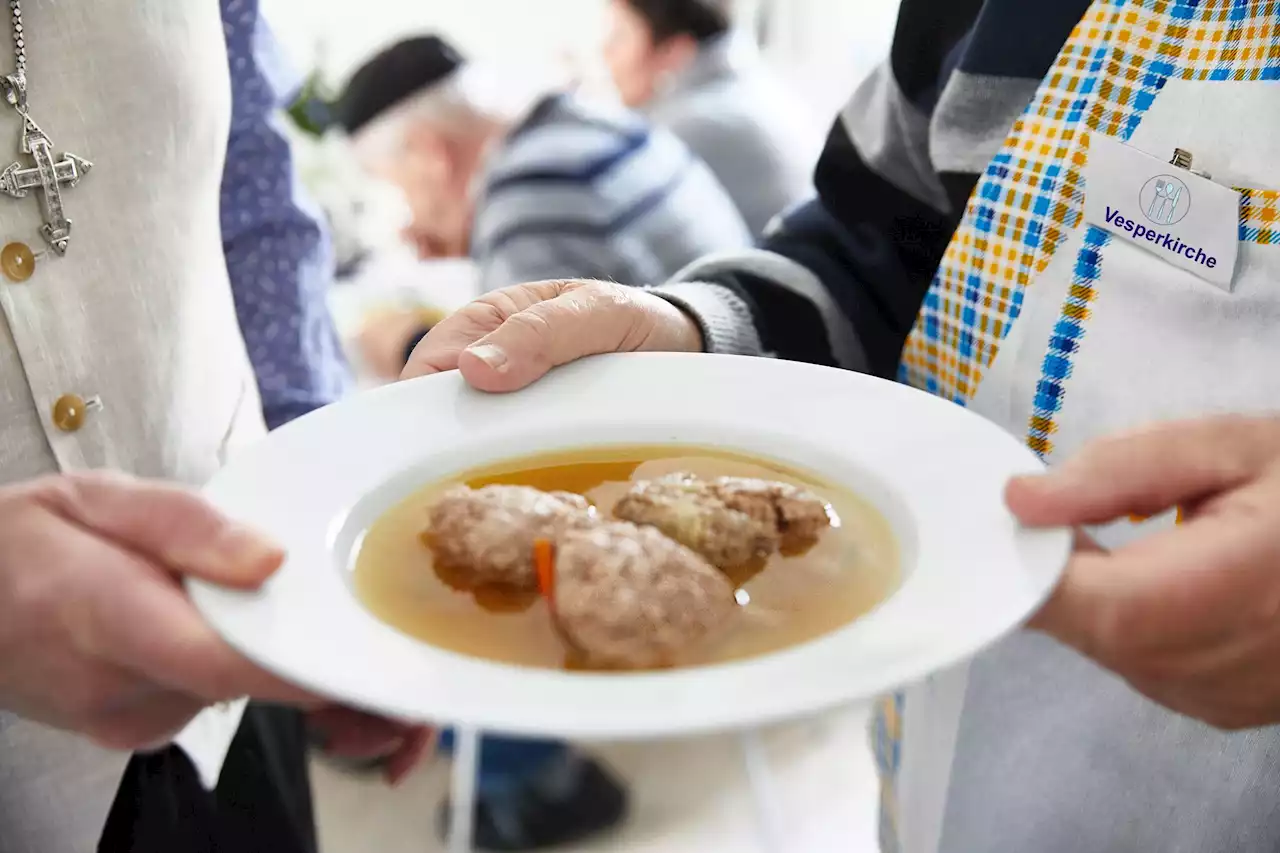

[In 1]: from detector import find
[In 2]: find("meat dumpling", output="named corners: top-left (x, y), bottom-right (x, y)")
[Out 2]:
top-left (425, 485), bottom-right (595, 589)
top-left (709, 477), bottom-right (834, 553)
top-left (612, 474), bottom-right (777, 568)
top-left (553, 522), bottom-right (737, 669)
top-left (613, 473), bottom-right (833, 568)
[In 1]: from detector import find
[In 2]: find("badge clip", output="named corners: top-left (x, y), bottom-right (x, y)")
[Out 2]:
top-left (1170, 147), bottom-right (1212, 180)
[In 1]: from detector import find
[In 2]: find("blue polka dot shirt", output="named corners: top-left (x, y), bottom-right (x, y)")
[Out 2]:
top-left (221, 0), bottom-right (350, 430)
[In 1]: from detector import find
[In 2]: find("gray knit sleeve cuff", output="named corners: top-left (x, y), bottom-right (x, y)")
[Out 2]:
top-left (649, 281), bottom-right (765, 357)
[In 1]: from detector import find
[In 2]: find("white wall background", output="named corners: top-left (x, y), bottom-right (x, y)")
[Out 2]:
top-left (759, 0), bottom-right (901, 119)
top-left (261, 0), bottom-right (901, 122)
top-left (263, 0), bottom-right (604, 89)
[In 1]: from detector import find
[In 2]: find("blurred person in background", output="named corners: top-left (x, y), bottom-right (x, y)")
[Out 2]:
top-left (338, 35), bottom-right (750, 386)
top-left (603, 0), bottom-right (815, 235)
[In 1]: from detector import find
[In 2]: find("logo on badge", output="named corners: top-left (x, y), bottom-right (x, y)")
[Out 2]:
top-left (1139, 174), bottom-right (1190, 226)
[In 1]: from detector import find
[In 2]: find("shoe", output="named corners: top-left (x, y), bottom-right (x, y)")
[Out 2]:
top-left (437, 751), bottom-right (628, 851)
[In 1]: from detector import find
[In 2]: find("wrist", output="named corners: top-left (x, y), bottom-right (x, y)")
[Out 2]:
top-left (647, 281), bottom-right (763, 357)
top-left (651, 296), bottom-right (707, 354)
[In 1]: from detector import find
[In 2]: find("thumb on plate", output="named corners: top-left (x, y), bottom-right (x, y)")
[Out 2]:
top-left (38, 472), bottom-right (284, 589)
top-left (456, 283), bottom-right (666, 393)
top-left (401, 280), bottom-right (584, 382)
top-left (1006, 417), bottom-right (1272, 528)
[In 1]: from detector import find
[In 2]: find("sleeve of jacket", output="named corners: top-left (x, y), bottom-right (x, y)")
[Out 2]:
top-left (652, 0), bottom-right (979, 379)
top-left (220, 0), bottom-right (351, 430)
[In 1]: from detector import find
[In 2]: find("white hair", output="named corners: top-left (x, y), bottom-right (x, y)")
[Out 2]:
top-left (350, 63), bottom-right (533, 164)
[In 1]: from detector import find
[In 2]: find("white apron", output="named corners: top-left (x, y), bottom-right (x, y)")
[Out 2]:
top-left (891, 3), bottom-right (1280, 851)
top-left (0, 2), bottom-right (266, 850)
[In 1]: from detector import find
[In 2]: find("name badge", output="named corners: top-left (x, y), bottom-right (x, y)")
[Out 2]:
top-left (1084, 135), bottom-right (1239, 291)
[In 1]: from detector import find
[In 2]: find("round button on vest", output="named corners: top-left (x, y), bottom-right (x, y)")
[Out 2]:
top-left (52, 394), bottom-right (86, 432)
top-left (1, 242), bottom-right (35, 282)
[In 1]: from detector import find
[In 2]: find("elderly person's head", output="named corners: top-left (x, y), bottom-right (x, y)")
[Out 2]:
top-left (603, 0), bottom-right (733, 108)
top-left (336, 36), bottom-right (510, 259)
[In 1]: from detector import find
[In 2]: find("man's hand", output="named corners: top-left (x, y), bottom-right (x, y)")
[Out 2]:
top-left (307, 706), bottom-right (435, 786)
top-left (1008, 416), bottom-right (1280, 729)
top-left (401, 280), bottom-right (704, 391)
top-left (0, 472), bottom-right (312, 750)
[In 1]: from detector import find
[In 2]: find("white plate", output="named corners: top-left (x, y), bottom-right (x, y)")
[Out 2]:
top-left (189, 353), bottom-right (1070, 741)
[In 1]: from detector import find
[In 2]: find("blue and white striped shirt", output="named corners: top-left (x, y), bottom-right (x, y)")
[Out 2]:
top-left (471, 94), bottom-right (751, 293)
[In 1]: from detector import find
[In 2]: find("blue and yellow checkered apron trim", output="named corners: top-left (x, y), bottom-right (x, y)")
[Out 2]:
top-left (878, 2), bottom-right (1280, 850)
top-left (1238, 186), bottom-right (1280, 244)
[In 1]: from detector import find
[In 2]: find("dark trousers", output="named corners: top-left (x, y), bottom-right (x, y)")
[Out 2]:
top-left (98, 704), bottom-right (317, 853)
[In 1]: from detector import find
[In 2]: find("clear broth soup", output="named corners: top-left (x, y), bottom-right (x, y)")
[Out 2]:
top-left (352, 446), bottom-right (900, 670)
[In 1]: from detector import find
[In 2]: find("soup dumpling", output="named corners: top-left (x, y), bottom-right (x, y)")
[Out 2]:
top-left (425, 485), bottom-right (596, 589)
top-left (613, 474), bottom-right (833, 568)
top-left (553, 522), bottom-right (737, 669)
top-left (712, 477), bottom-right (835, 554)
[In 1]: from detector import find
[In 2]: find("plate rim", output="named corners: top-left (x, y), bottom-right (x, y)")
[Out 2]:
top-left (189, 353), bottom-right (1071, 738)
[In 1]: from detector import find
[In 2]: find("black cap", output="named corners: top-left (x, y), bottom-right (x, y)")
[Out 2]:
top-left (336, 35), bottom-right (466, 135)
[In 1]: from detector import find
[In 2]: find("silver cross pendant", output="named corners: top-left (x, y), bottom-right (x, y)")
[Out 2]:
top-left (0, 74), bottom-right (91, 256)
